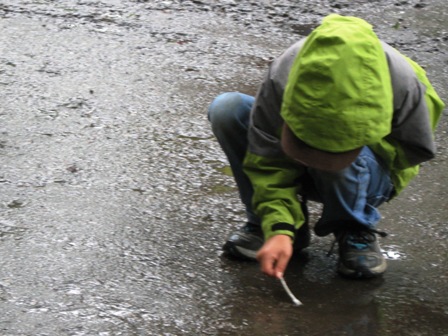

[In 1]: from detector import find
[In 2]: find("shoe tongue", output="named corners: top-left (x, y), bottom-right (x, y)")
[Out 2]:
top-left (243, 224), bottom-right (261, 235)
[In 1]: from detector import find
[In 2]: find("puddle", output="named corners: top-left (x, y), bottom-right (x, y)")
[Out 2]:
top-left (382, 245), bottom-right (407, 260)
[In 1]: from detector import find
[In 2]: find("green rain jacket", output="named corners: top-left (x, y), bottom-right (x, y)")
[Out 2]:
top-left (243, 15), bottom-right (445, 241)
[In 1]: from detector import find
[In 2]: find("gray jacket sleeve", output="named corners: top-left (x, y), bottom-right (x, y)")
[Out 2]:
top-left (383, 43), bottom-right (436, 166)
top-left (247, 39), bottom-right (306, 157)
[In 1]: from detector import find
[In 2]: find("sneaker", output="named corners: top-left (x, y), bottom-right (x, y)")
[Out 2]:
top-left (223, 222), bottom-right (310, 261)
top-left (223, 223), bottom-right (264, 261)
top-left (336, 228), bottom-right (387, 279)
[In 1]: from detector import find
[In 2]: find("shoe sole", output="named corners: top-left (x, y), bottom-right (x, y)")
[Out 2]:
top-left (223, 238), bottom-right (309, 261)
top-left (223, 241), bottom-right (258, 261)
top-left (337, 262), bottom-right (387, 279)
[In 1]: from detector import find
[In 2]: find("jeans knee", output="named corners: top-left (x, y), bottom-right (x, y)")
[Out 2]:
top-left (208, 92), bottom-right (243, 122)
top-left (208, 92), bottom-right (251, 135)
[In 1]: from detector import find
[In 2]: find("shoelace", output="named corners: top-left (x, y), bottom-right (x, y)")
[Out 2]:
top-left (327, 227), bottom-right (387, 256)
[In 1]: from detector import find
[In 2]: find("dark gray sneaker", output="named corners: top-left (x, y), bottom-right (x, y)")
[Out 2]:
top-left (337, 228), bottom-right (387, 279)
top-left (223, 223), bottom-right (264, 261)
top-left (223, 222), bottom-right (310, 261)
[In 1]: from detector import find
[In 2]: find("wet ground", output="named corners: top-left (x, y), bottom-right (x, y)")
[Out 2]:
top-left (0, 1), bottom-right (447, 335)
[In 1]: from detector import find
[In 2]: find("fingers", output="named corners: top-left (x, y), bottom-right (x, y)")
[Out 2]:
top-left (257, 251), bottom-right (277, 277)
top-left (257, 249), bottom-right (290, 277)
top-left (275, 253), bottom-right (289, 278)
top-left (256, 235), bottom-right (293, 278)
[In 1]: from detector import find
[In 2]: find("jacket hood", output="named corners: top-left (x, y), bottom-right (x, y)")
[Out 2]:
top-left (281, 14), bottom-right (393, 153)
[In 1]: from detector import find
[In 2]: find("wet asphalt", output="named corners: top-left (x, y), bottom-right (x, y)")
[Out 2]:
top-left (0, 1), bottom-right (447, 335)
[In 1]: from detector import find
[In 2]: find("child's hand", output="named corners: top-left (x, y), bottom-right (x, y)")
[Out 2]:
top-left (256, 234), bottom-right (293, 278)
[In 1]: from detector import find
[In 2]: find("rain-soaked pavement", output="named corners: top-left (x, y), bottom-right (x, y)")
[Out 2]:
top-left (0, 1), bottom-right (447, 335)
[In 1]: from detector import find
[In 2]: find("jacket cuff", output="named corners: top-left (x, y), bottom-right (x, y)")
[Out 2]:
top-left (266, 222), bottom-right (295, 241)
top-left (272, 222), bottom-right (296, 233)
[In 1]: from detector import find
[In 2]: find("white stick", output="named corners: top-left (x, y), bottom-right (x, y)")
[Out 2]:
top-left (279, 277), bottom-right (303, 306)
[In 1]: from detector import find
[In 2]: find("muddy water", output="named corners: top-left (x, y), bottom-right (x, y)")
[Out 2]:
top-left (0, 1), bottom-right (447, 335)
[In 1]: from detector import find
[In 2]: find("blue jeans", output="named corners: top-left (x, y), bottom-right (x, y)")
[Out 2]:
top-left (207, 92), bottom-right (394, 235)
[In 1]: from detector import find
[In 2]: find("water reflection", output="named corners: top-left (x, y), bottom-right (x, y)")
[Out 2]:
top-left (382, 245), bottom-right (407, 260)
